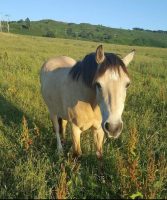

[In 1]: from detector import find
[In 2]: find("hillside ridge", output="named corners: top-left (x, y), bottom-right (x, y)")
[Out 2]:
top-left (1, 18), bottom-right (167, 48)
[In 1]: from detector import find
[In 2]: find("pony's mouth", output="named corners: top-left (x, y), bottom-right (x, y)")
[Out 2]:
top-left (105, 131), bottom-right (121, 139)
top-left (102, 124), bottom-right (122, 139)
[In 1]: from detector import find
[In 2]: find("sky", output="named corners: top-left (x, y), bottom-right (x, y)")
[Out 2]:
top-left (0, 0), bottom-right (167, 30)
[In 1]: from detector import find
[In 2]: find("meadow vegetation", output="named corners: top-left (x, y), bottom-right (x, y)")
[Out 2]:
top-left (2, 19), bottom-right (167, 48)
top-left (0, 32), bottom-right (167, 199)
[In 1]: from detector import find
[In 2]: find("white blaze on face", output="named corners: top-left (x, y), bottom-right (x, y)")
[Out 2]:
top-left (110, 70), bottom-right (119, 81)
top-left (108, 70), bottom-right (124, 122)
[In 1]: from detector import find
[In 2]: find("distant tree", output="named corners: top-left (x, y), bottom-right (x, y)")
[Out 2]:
top-left (103, 33), bottom-right (112, 40)
top-left (43, 30), bottom-right (56, 38)
top-left (25, 17), bottom-right (31, 30)
top-left (0, 13), bottom-right (3, 32)
top-left (87, 32), bottom-right (94, 39)
top-left (67, 23), bottom-right (75, 26)
top-left (95, 27), bottom-right (100, 32)
top-left (145, 29), bottom-right (152, 32)
top-left (66, 28), bottom-right (73, 36)
top-left (17, 19), bottom-right (24, 23)
top-left (78, 31), bottom-right (89, 38)
top-left (21, 24), bottom-right (28, 29)
top-left (66, 28), bottom-right (77, 38)
top-left (133, 27), bottom-right (144, 31)
top-left (0, 20), bottom-right (2, 32)
top-left (5, 14), bottom-right (10, 33)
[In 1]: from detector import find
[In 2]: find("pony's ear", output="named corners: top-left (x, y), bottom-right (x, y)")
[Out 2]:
top-left (122, 49), bottom-right (135, 66)
top-left (96, 45), bottom-right (105, 64)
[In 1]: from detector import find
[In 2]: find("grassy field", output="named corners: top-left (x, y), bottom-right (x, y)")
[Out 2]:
top-left (0, 32), bottom-right (167, 199)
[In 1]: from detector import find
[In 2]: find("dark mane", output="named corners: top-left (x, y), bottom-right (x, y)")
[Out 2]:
top-left (69, 52), bottom-right (128, 88)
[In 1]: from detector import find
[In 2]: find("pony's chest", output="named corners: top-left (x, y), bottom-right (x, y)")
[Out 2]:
top-left (67, 101), bottom-right (102, 131)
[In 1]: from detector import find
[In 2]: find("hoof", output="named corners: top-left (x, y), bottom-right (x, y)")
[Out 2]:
top-left (96, 151), bottom-right (102, 160)
top-left (57, 146), bottom-right (64, 156)
top-left (61, 139), bottom-right (66, 147)
top-left (72, 151), bottom-right (82, 159)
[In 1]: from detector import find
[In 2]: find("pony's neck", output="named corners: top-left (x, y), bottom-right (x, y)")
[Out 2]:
top-left (82, 81), bottom-right (98, 109)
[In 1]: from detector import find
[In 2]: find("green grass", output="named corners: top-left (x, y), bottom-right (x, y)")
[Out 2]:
top-left (0, 32), bottom-right (167, 199)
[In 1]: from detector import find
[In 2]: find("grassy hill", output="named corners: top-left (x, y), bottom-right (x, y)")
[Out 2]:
top-left (2, 19), bottom-right (167, 48)
top-left (0, 32), bottom-right (167, 199)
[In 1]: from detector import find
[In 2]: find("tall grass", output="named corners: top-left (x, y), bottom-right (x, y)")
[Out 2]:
top-left (0, 32), bottom-right (167, 199)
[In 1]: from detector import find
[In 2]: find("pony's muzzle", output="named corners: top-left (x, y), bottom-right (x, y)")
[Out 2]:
top-left (104, 121), bottom-right (123, 138)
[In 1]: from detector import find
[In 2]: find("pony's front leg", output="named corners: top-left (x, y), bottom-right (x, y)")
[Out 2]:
top-left (92, 127), bottom-right (104, 159)
top-left (71, 124), bottom-right (82, 157)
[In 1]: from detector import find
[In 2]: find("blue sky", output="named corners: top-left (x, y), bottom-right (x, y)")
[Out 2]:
top-left (0, 0), bottom-right (167, 30)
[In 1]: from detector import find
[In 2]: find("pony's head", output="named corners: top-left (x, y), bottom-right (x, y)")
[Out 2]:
top-left (70, 45), bottom-right (135, 138)
top-left (94, 45), bottom-right (135, 138)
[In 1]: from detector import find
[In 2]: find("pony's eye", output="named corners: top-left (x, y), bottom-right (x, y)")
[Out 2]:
top-left (96, 82), bottom-right (102, 90)
top-left (125, 82), bottom-right (130, 88)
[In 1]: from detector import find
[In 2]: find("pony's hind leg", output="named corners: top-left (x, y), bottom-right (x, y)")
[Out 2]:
top-left (58, 118), bottom-right (68, 143)
top-left (50, 114), bottom-right (63, 153)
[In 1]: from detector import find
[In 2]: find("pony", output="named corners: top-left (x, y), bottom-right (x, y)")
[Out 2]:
top-left (40, 45), bottom-right (135, 158)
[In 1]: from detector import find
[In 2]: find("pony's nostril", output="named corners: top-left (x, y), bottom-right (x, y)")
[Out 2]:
top-left (104, 122), bottom-right (112, 132)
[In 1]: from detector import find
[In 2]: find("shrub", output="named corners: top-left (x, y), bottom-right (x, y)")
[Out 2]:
top-left (43, 30), bottom-right (56, 38)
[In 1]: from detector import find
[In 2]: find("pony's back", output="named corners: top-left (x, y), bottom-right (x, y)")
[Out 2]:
top-left (41, 56), bottom-right (76, 72)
